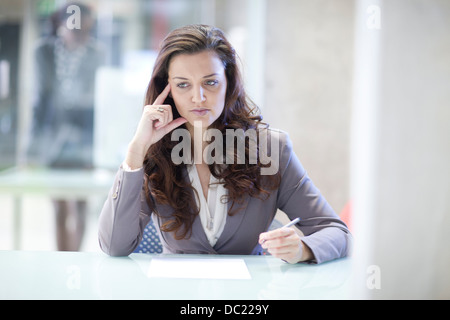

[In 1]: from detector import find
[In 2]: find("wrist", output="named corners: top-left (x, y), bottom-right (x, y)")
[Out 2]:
top-left (299, 240), bottom-right (314, 262)
top-left (122, 160), bottom-right (142, 172)
top-left (125, 141), bottom-right (147, 170)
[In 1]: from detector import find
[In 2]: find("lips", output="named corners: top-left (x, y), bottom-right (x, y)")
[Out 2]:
top-left (190, 108), bottom-right (209, 116)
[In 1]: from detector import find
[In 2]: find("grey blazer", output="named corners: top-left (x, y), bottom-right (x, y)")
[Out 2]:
top-left (98, 129), bottom-right (351, 264)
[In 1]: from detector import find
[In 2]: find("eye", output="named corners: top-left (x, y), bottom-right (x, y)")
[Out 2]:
top-left (177, 82), bottom-right (189, 89)
top-left (204, 79), bottom-right (219, 86)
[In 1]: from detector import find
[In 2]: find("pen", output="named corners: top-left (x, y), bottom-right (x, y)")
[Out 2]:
top-left (281, 217), bottom-right (300, 229)
top-left (261, 217), bottom-right (300, 244)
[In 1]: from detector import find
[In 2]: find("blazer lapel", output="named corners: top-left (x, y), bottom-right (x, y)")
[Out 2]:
top-left (181, 166), bottom-right (217, 253)
top-left (213, 196), bottom-right (251, 250)
top-left (179, 165), bottom-right (251, 252)
top-left (190, 213), bottom-right (217, 253)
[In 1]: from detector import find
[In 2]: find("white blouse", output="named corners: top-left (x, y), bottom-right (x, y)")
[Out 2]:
top-left (123, 161), bottom-right (227, 247)
top-left (186, 164), bottom-right (228, 247)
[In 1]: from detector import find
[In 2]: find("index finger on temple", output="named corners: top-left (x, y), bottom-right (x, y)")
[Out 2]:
top-left (152, 83), bottom-right (171, 105)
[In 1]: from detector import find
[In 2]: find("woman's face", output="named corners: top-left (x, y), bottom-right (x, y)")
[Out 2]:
top-left (168, 50), bottom-right (227, 131)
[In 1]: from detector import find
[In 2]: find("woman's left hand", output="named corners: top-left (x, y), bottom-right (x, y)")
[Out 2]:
top-left (259, 228), bottom-right (312, 264)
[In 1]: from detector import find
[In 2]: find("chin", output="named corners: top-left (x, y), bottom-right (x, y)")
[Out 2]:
top-left (188, 117), bottom-right (215, 129)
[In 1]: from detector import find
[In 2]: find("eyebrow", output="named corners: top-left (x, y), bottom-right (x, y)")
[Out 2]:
top-left (172, 73), bottom-right (220, 80)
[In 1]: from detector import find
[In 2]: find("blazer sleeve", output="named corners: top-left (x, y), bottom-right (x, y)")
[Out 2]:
top-left (98, 166), bottom-right (152, 256)
top-left (275, 130), bottom-right (352, 264)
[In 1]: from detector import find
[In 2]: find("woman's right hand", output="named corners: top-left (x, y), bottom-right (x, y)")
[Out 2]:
top-left (125, 84), bottom-right (187, 170)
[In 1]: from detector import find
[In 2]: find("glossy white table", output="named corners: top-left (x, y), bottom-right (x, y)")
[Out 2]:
top-left (0, 251), bottom-right (352, 300)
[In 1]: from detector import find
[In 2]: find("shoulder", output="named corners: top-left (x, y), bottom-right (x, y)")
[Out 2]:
top-left (34, 37), bottom-right (56, 52)
top-left (256, 126), bottom-right (295, 176)
top-left (86, 38), bottom-right (105, 52)
top-left (85, 38), bottom-right (107, 61)
top-left (33, 38), bottom-right (57, 68)
top-left (257, 126), bottom-right (292, 151)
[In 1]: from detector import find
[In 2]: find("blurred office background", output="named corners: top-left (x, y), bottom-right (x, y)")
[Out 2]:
top-left (0, 0), bottom-right (449, 299)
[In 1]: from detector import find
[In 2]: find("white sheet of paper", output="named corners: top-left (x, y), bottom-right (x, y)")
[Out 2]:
top-left (147, 258), bottom-right (252, 280)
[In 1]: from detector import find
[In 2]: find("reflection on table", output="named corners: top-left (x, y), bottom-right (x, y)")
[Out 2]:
top-left (0, 251), bottom-right (352, 300)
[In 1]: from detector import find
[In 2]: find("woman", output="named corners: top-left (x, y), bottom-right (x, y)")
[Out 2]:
top-left (98, 25), bottom-right (351, 264)
top-left (29, 2), bottom-right (103, 251)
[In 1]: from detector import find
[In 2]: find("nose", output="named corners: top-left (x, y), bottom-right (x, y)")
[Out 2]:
top-left (192, 85), bottom-right (206, 104)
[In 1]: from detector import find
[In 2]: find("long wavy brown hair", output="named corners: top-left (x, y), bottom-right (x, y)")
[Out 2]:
top-left (143, 24), bottom-right (280, 240)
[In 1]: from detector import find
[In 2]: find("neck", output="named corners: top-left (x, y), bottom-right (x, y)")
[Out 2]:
top-left (186, 122), bottom-right (207, 164)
